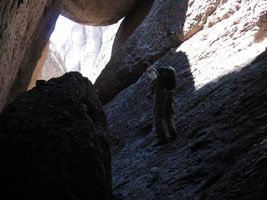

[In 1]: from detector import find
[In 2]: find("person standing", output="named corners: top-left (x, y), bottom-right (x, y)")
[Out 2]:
top-left (145, 61), bottom-right (178, 146)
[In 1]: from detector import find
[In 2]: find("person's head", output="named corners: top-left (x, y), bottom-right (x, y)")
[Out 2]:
top-left (143, 61), bottom-right (152, 70)
top-left (146, 65), bottom-right (158, 81)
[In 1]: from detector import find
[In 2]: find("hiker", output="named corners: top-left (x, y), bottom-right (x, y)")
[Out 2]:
top-left (145, 61), bottom-right (178, 146)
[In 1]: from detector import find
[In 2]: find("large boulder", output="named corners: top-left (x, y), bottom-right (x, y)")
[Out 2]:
top-left (94, 0), bottom-right (189, 104)
top-left (56, 0), bottom-right (140, 26)
top-left (111, 0), bottom-right (154, 55)
top-left (0, 72), bottom-right (111, 200)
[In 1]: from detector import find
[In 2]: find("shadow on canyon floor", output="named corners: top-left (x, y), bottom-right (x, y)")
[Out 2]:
top-left (106, 49), bottom-right (267, 199)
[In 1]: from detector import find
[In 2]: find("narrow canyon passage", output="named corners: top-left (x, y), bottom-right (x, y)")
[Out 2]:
top-left (0, 0), bottom-right (267, 200)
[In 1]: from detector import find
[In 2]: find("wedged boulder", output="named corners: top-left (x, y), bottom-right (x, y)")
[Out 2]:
top-left (94, 0), bottom-right (267, 105)
top-left (56, 0), bottom-right (140, 26)
top-left (94, 0), bottom-right (188, 104)
top-left (111, 0), bottom-right (154, 55)
top-left (0, 72), bottom-right (111, 200)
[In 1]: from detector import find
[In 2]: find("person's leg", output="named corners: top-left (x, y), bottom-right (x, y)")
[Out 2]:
top-left (164, 91), bottom-right (177, 140)
top-left (154, 86), bottom-right (168, 145)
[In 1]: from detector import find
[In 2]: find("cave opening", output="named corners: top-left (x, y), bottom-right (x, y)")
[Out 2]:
top-left (29, 14), bottom-right (121, 90)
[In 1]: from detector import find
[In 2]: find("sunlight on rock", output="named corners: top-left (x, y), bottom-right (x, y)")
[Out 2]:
top-left (178, 0), bottom-right (267, 90)
top-left (45, 15), bottom-right (121, 83)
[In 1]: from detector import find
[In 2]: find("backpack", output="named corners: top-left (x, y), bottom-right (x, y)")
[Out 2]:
top-left (155, 66), bottom-right (178, 90)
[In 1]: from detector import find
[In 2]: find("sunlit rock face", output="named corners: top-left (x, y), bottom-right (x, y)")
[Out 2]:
top-left (28, 41), bottom-right (67, 89)
top-left (40, 42), bottom-right (67, 81)
top-left (179, 0), bottom-right (267, 90)
top-left (56, 0), bottom-right (139, 25)
top-left (94, 21), bottom-right (122, 79)
top-left (94, 0), bottom-right (267, 105)
top-left (50, 16), bottom-right (120, 83)
top-left (28, 41), bottom-right (50, 90)
top-left (59, 24), bottom-right (106, 82)
top-left (0, 72), bottom-right (111, 200)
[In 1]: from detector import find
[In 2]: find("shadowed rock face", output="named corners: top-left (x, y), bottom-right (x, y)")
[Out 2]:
top-left (97, 0), bottom-right (267, 199)
top-left (56, 0), bottom-right (140, 26)
top-left (94, 0), bottom-right (189, 104)
top-left (0, 0), bottom-right (59, 112)
top-left (111, 0), bottom-right (155, 55)
top-left (0, 72), bottom-right (111, 200)
top-left (105, 47), bottom-right (267, 200)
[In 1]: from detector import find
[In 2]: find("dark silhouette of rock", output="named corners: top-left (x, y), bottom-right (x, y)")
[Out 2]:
top-left (0, 72), bottom-right (111, 200)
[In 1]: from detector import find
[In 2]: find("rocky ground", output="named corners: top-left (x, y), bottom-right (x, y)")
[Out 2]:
top-left (0, 0), bottom-right (266, 199)
top-left (105, 50), bottom-right (267, 199)
top-left (98, 1), bottom-right (267, 198)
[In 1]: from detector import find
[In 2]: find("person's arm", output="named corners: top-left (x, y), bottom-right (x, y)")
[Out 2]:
top-left (147, 79), bottom-right (157, 99)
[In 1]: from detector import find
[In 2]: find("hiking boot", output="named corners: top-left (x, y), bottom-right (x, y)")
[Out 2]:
top-left (153, 138), bottom-right (168, 146)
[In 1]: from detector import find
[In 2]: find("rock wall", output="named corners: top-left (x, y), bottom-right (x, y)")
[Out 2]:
top-left (94, 0), bottom-right (188, 104)
top-left (93, 21), bottom-right (122, 81)
top-left (28, 41), bottom-right (67, 90)
top-left (58, 23), bottom-right (106, 82)
top-left (28, 41), bottom-right (50, 90)
top-left (106, 52), bottom-right (267, 199)
top-left (111, 0), bottom-right (154, 55)
top-left (39, 41), bottom-right (67, 82)
top-left (0, 0), bottom-right (59, 112)
top-left (0, 0), bottom-right (141, 112)
top-left (94, 0), bottom-right (267, 105)
top-left (0, 72), bottom-right (111, 200)
top-left (98, 0), bottom-right (267, 199)
top-left (47, 15), bottom-right (121, 83)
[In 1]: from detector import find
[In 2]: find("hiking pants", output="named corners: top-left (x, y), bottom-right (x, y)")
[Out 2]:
top-left (154, 84), bottom-right (177, 141)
